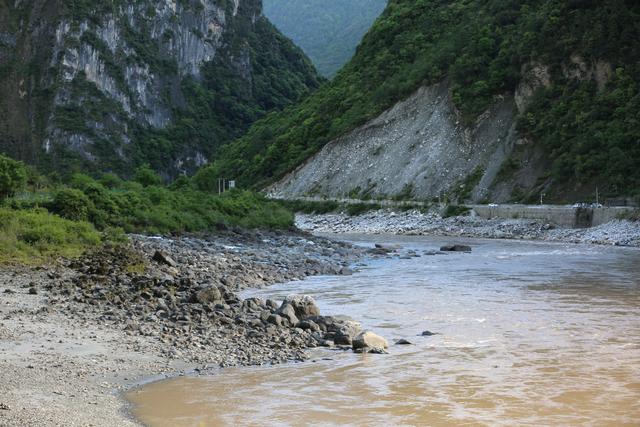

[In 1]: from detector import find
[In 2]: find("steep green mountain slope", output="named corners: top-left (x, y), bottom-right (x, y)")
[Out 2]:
top-left (263, 0), bottom-right (386, 77)
top-left (206, 0), bottom-right (640, 200)
top-left (0, 0), bottom-right (321, 177)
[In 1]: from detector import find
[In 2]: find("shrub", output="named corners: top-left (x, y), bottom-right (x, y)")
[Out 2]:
top-left (443, 204), bottom-right (471, 218)
top-left (51, 188), bottom-right (94, 221)
top-left (346, 203), bottom-right (381, 216)
top-left (0, 154), bottom-right (28, 199)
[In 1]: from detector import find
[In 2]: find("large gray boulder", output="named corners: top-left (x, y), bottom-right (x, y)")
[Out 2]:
top-left (280, 295), bottom-right (320, 319)
top-left (352, 331), bottom-right (389, 353)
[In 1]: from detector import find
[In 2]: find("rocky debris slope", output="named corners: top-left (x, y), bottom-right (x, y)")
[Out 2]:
top-left (296, 211), bottom-right (640, 247)
top-left (46, 230), bottom-right (370, 366)
top-left (267, 82), bottom-right (519, 202)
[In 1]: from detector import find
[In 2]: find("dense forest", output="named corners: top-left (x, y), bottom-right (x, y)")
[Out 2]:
top-left (263, 0), bottom-right (386, 77)
top-left (204, 0), bottom-right (640, 198)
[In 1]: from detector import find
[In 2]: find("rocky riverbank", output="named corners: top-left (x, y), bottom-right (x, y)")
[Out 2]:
top-left (296, 211), bottom-right (640, 247)
top-left (0, 229), bottom-right (371, 426)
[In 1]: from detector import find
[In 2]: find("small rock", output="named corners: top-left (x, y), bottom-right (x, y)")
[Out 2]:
top-left (421, 330), bottom-right (439, 336)
top-left (28, 287), bottom-right (37, 295)
top-left (395, 339), bottom-right (412, 345)
top-left (277, 304), bottom-right (299, 326)
top-left (152, 250), bottom-right (177, 267)
top-left (3, 289), bottom-right (15, 294)
top-left (0, 403), bottom-right (9, 410)
top-left (267, 314), bottom-right (284, 327)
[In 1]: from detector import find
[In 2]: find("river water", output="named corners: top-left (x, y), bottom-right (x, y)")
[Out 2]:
top-left (127, 235), bottom-right (640, 426)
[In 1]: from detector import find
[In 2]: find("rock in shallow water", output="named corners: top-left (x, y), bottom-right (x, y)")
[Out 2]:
top-left (439, 244), bottom-right (472, 252)
top-left (352, 331), bottom-right (389, 353)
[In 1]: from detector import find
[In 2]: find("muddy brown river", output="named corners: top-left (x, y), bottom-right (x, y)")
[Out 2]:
top-left (127, 236), bottom-right (640, 426)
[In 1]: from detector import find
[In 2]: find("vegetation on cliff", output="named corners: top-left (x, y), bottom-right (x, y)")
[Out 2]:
top-left (207, 0), bottom-right (640, 198)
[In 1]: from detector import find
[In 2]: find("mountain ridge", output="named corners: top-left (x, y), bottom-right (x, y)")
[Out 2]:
top-left (205, 0), bottom-right (640, 202)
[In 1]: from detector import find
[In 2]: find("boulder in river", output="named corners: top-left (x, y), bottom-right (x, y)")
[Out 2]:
top-left (352, 331), bottom-right (389, 353)
top-left (439, 244), bottom-right (472, 252)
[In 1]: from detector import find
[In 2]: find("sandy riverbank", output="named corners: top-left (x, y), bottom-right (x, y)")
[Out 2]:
top-left (0, 230), bottom-right (368, 426)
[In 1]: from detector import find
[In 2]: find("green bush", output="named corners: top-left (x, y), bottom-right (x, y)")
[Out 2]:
top-left (0, 154), bottom-right (28, 199)
top-left (51, 188), bottom-right (94, 221)
top-left (281, 199), bottom-right (340, 214)
top-left (99, 173), bottom-right (124, 189)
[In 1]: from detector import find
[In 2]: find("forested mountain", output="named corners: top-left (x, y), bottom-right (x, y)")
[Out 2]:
top-left (263, 0), bottom-right (386, 77)
top-left (0, 0), bottom-right (321, 177)
top-left (204, 0), bottom-right (640, 201)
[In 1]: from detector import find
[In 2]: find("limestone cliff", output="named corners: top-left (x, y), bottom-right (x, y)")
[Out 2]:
top-left (0, 0), bottom-right (320, 176)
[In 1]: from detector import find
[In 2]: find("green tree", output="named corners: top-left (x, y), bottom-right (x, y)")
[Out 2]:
top-left (0, 154), bottom-right (28, 199)
top-left (134, 164), bottom-right (162, 187)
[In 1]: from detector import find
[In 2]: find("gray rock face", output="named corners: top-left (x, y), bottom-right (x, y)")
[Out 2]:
top-left (268, 81), bottom-right (519, 203)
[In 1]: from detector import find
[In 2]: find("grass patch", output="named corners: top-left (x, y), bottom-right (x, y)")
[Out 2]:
top-left (346, 203), bottom-right (382, 216)
top-left (0, 208), bottom-right (101, 264)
